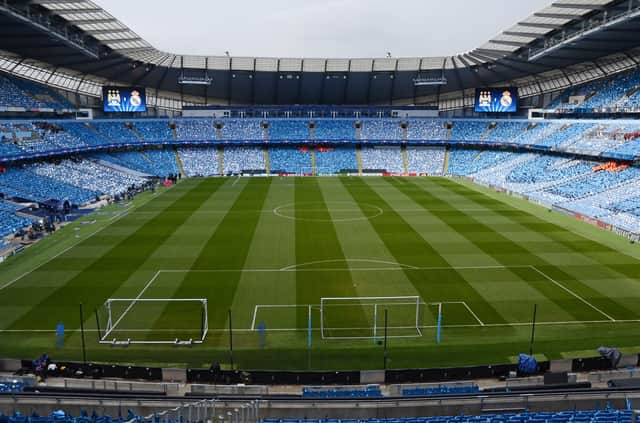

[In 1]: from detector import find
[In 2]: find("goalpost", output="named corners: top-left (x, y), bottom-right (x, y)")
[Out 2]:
top-left (320, 296), bottom-right (423, 340)
top-left (97, 298), bottom-right (208, 346)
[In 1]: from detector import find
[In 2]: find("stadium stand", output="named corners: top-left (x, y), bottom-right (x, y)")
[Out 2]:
top-left (361, 146), bottom-right (404, 173)
top-left (0, 165), bottom-right (97, 204)
top-left (268, 120), bottom-right (310, 141)
top-left (92, 122), bottom-right (137, 143)
top-left (95, 150), bottom-right (178, 177)
top-left (176, 120), bottom-right (217, 140)
top-left (406, 120), bottom-right (448, 140)
top-left (222, 120), bottom-right (263, 140)
top-left (450, 121), bottom-right (488, 141)
top-left (314, 120), bottom-right (356, 140)
top-left (263, 409), bottom-right (633, 423)
top-left (134, 120), bottom-right (174, 141)
top-left (59, 122), bottom-right (109, 147)
top-left (485, 121), bottom-right (528, 143)
top-left (269, 147), bottom-right (312, 173)
top-left (302, 385), bottom-right (383, 398)
top-left (361, 120), bottom-right (402, 140)
top-left (179, 147), bottom-right (220, 176)
top-left (222, 147), bottom-right (265, 174)
top-left (30, 159), bottom-right (146, 197)
top-left (9, 76), bottom-right (73, 109)
top-left (406, 147), bottom-right (445, 175)
top-left (315, 146), bottom-right (357, 174)
top-left (0, 74), bottom-right (51, 109)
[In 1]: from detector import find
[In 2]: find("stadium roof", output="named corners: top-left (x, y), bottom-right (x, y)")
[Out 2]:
top-left (0, 0), bottom-right (639, 106)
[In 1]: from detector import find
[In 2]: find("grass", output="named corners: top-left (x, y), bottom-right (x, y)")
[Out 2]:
top-left (1, 176), bottom-right (640, 371)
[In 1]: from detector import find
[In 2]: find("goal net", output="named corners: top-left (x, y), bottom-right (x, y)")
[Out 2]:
top-left (97, 298), bottom-right (208, 346)
top-left (320, 296), bottom-right (423, 340)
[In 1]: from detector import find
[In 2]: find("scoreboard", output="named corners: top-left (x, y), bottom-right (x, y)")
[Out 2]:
top-left (103, 87), bottom-right (147, 112)
top-left (474, 88), bottom-right (518, 113)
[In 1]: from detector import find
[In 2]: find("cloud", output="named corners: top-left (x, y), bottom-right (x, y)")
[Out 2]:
top-left (93, 0), bottom-right (551, 57)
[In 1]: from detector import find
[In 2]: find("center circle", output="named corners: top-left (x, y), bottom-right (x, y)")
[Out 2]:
top-left (273, 201), bottom-right (383, 222)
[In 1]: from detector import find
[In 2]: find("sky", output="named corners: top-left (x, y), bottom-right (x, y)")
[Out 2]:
top-left (93, 0), bottom-right (552, 58)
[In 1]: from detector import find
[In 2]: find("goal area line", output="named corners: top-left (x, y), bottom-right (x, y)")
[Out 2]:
top-left (0, 319), bottom-right (635, 335)
top-left (97, 297), bottom-right (209, 346)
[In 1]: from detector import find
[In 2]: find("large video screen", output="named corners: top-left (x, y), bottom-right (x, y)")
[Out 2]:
top-left (103, 87), bottom-right (147, 112)
top-left (474, 88), bottom-right (518, 113)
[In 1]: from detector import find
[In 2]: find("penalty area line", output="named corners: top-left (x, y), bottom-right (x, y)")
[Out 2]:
top-left (529, 265), bottom-right (616, 322)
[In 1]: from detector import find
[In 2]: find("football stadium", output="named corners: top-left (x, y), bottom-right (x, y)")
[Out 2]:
top-left (3, 0), bottom-right (640, 421)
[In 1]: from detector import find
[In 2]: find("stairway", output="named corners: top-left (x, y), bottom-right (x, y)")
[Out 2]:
top-left (130, 124), bottom-right (144, 141)
top-left (217, 146), bottom-right (224, 176)
top-left (264, 147), bottom-right (271, 174)
top-left (139, 151), bottom-right (152, 163)
top-left (311, 149), bottom-right (317, 175)
top-left (401, 145), bottom-right (409, 174)
top-left (171, 125), bottom-right (178, 141)
top-left (480, 124), bottom-right (494, 141)
top-left (443, 147), bottom-right (450, 175)
top-left (356, 145), bottom-right (363, 175)
top-left (174, 149), bottom-right (185, 177)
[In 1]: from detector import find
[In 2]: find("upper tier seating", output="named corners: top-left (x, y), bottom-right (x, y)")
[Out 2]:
top-left (134, 121), bottom-right (174, 141)
top-left (361, 120), bottom-right (402, 141)
top-left (0, 75), bottom-right (52, 109)
top-left (221, 120), bottom-right (264, 140)
top-left (549, 80), bottom-right (604, 111)
top-left (269, 120), bottom-right (310, 141)
top-left (406, 120), bottom-right (448, 140)
top-left (10, 77), bottom-right (73, 109)
top-left (485, 122), bottom-right (528, 143)
top-left (579, 69), bottom-right (640, 110)
top-left (60, 122), bottom-right (111, 147)
top-left (450, 121), bottom-right (488, 141)
top-left (314, 120), bottom-right (355, 140)
top-left (92, 122), bottom-right (138, 143)
top-left (176, 120), bottom-right (217, 140)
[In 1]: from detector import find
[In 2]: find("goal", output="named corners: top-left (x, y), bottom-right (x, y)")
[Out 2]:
top-left (320, 296), bottom-right (423, 340)
top-left (97, 298), bottom-right (208, 346)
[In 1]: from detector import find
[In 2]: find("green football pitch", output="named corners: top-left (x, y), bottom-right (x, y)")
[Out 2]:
top-left (1, 176), bottom-right (640, 371)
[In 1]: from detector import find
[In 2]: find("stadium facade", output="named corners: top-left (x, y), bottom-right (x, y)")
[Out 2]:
top-left (0, 0), bottom-right (639, 112)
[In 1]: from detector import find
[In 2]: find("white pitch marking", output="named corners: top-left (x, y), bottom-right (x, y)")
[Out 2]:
top-left (102, 270), bottom-right (162, 339)
top-left (4, 319), bottom-right (640, 334)
top-left (157, 264), bottom-right (531, 274)
top-left (250, 305), bottom-right (259, 331)
top-left (280, 258), bottom-right (419, 271)
top-left (529, 265), bottom-right (616, 322)
top-left (0, 204), bottom-right (138, 292)
top-left (461, 301), bottom-right (485, 326)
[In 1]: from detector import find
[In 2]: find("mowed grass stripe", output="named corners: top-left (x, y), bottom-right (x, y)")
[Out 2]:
top-left (439, 177), bottom-right (640, 318)
top-left (418, 178), bottom-right (636, 321)
top-left (341, 177), bottom-right (509, 325)
top-left (386, 177), bottom-right (596, 322)
top-left (228, 178), bottom-right (297, 334)
top-left (7, 178), bottom-right (223, 330)
top-left (161, 178), bottom-right (273, 337)
top-left (294, 178), bottom-right (367, 332)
